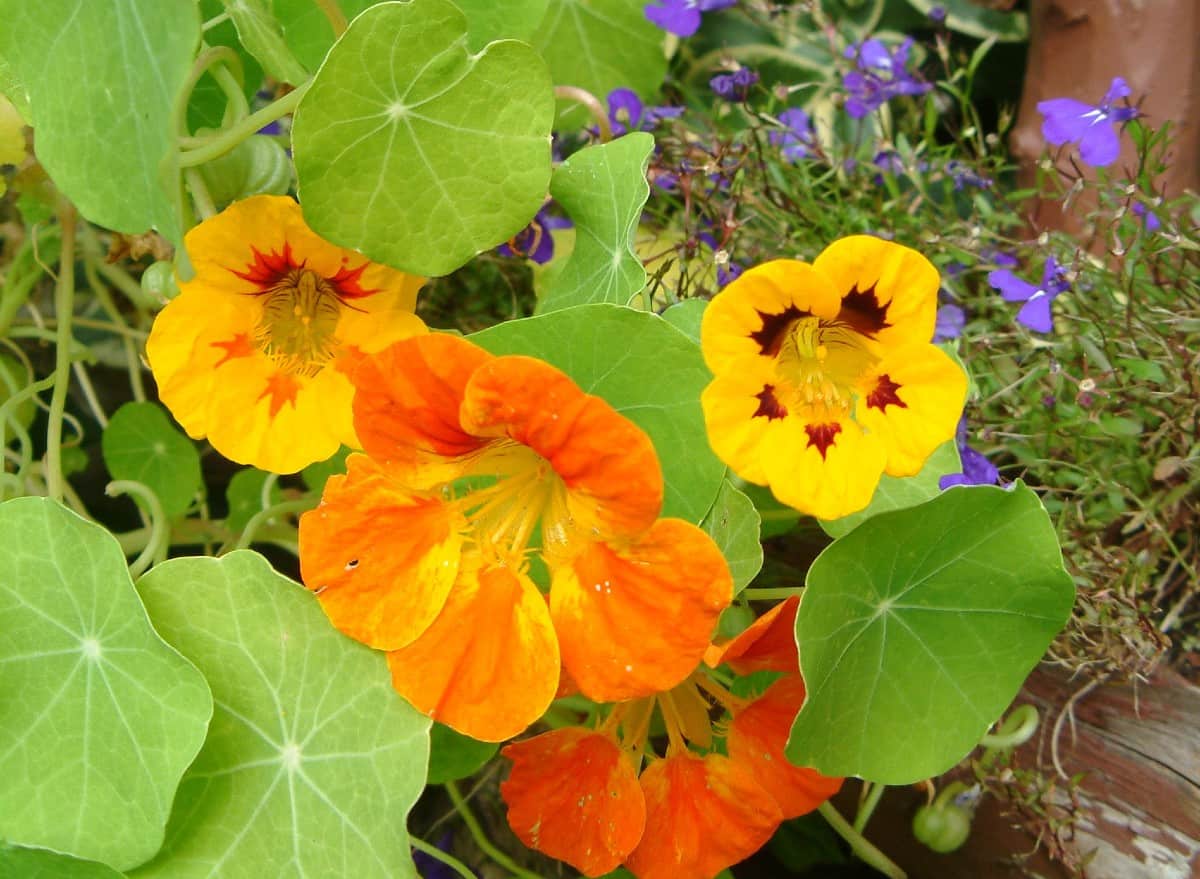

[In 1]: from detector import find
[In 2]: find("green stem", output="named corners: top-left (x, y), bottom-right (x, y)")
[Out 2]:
top-left (179, 85), bottom-right (309, 168)
top-left (741, 586), bottom-right (802, 600)
top-left (410, 836), bottom-right (476, 879)
top-left (106, 480), bottom-right (170, 577)
top-left (44, 209), bottom-right (77, 503)
top-left (231, 498), bottom-right (315, 552)
top-left (445, 781), bottom-right (542, 879)
top-left (173, 46), bottom-right (244, 138)
top-left (853, 781), bottom-right (886, 833)
top-left (313, 0), bottom-right (348, 36)
top-left (185, 168), bottom-right (219, 220)
top-left (818, 801), bottom-right (906, 879)
top-left (979, 704), bottom-right (1039, 753)
top-left (553, 85), bottom-right (611, 142)
top-left (210, 57), bottom-right (250, 123)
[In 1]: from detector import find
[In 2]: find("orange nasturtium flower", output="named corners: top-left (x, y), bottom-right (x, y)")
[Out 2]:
top-left (146, 195), bottom-right (426, 473)
top-left (500, 595), bottom-right (842, 879)
top-left (298, 333), bottom-right (733, 742)
top-left (701, 235), bottom-right (967, 520)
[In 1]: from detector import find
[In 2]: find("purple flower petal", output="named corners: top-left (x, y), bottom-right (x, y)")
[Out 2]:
top-left (1104, 76), bottom-right (1131, 103)
top-left (607, 87), bottom-right (644, 135)
top-left (645, 0), bottom-right (701, 36)
top-left (858, 39), bottom-right (892, 71)
top-left (987, 269), bottom-right (1038, 303)
top-left (1016, 293), bottom-right (1055, 333)
top-left (933, 303), bottom-right (966, 342)
top-left (1077, 119), bottom-right (1122, 166)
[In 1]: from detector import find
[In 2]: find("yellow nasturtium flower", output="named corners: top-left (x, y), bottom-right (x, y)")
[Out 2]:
top-left (146, 195), bottom-right (426, 473)
top-left (700, 235), bottom-right (967, 520)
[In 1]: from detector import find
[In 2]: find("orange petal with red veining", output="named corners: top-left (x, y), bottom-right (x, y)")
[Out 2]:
top-left (625, 752), bottom-right (782, 879)
top-left (352, 334), bottom-right (493, 482)
top-left (728, 675), bottom-right (844, 818)
top-left (551, 519), bottom-right (732, 703)
top-left (705, 595), bottom-right (800, 674)
top-left (298, 454), bottom-right (463, 650)
top-left (500, 728), bottom-right (646, 877)
top-left (386, 559), bottom-right (559, 742)
top-left (460, 355), bottom-right (663, 538)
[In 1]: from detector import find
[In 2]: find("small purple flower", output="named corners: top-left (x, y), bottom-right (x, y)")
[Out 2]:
top-left (983, 249), bottom-right (1019, 269)
top-left (988, 256), bottom-right (1071, 334)
top-left (1131, 202), bottom-right (1161, 233)
top-left (933, 303), bottom-right (965, 342)
top-left (1036, 77), bottom-right (1138, 167)
top-left (929, 5), bottom-right (947, 23)
top-left (606, 88), bottom-right (683, 137)
top-left (718, 261), bottom-right (743, 286)
top-left (939, 417), bottom-right (999, 489)
top-left (710, 66), bottom-right (759, 102)
top-left (644, 0), bottom-right (737, 37)
top-left (842, 38), bottom-right (931, 118)
top-left (944, 160), bottom-right (992, 191)
top-left (497, 205), bottom-right (572, 264)
top-left (768, 108), bottom-right (815, 161)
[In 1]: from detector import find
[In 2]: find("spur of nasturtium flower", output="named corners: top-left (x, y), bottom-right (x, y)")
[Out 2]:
top-left (298, 333), bottom-right (732, 742)
top-left (700, 235), bottom-right (967, 520)
top-left (145, 195), bottom-right (426, 473)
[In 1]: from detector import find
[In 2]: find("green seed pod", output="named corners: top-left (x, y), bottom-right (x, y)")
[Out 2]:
top-left (912, 802), bottom-right (971, 853)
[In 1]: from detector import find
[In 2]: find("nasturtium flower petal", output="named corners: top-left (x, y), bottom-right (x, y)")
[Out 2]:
top-left (727, 676), bottom-right (844, 818)
top-left (699, 357), bottom-right (786, 486)
top-left (705, 595), bottom-right (800, 674)
top-left (147, 195), bottom-right (426, 473)
top-left (460, 354), bottom-right (664, 538)
top-left (700, 259), bottom-right (840, 375)
top-left (501, 728), bottom-right (646, 877)
top-left (854, 344), bottom-right (968, 477)
top-left (352, 334), bottom-right (493, 483)
top-left (625, 752), bottom-right (782, 879)
top-left (811, 235), bottom-right (939, 347)
top-left (298, 454), bottom-right (463, 650)
top-left (550, 519), bottom-right (732, 702)
top-left (387, 559), bottom-right (559, 742)
top-left (760, 415), bottom-right (887, 521)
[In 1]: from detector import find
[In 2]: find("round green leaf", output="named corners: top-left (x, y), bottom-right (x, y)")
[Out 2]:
top-left (0, 497), bottom-right (213, 870)
top-left (661, 298), bottom-right (706, 344)
top-left (131, 551), bottom-right (431, 878)
top-left (471, 304), bottom-right (725, 523)
top-left (300, 445), bottom-right (351, 494)
top-left (102, 402), bottom-right (203, 518)
top-left (700, 479), bottom-right (763, 592)
top-left (426, 722), bottom-right (498, 785)
top-left (539, 133), bottom-right (652, 313)
top-left (787, 484), bottom-right (1075, 784)
top-left (530, 0), bottom-right (667, 130)
top-left (819, 440), bottom-right (962, 539)
top-left (0, 845), bottom-right (126, 879)
top-left (0, 0), bottom-right (199, 242)
top-left (224, 468), bottom-right (283, 532)
top-left (268, 0), bottom-right (378, 72)
top-left (452, 0), bottom-right (550, 50)
top-left (293, 0), bottom-right (554, 276)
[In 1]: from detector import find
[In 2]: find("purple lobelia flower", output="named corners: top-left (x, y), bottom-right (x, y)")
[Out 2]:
top-left (1036, 77), bottom-right (1138, 167)
top-left (710, 66), bottom-right (759, 102)
top-left (934, 303), bottom-right (965, 342)
top-left (1131, 202), bottom-right (1161, 233)
top-left (644, 0), bottom-right (737, 37)
top-left (606, 88), bottom-right (683, 136)
top-left (768, 108), bottom-right (815, 161)
top-left (842, 38), bottom-right (931, 118)
top-left (497, 205), bottom-right (573, 264)
top-left (939, 417), bottom-right (999, 489)
top-left (987, 256), bottom-right (1071, 334)
top-left (718, 260), bottom-right (744, 287)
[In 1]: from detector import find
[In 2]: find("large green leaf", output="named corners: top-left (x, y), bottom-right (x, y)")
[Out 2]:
top-left (130, 551), bottom-right (431, 878)
top-left (902, 0), bottom-right (1027, 41)
top-left (819, 440), bottom-right (962, 539)
top-left (102, 402), bottom-right (203, 518)
top-left (539, 133), bottom-right (652, 313)
top-left (222, 0), bottom-right (310, 85)
top-left (0, 498), bottom-right (212, 870)
top-left (453, 0), bottom-right (550, 50)
top-left (426, 722), bottom-right (498, 785)
top-left (0, 0), bottom-right (199, 242)
top-left (293, 0), bottom-right (554, 276)
top-left (530, 0), bottom-right (667, 129)
top-left (701, 479), bottom-right (763, 592)
top-left (269, 0), bottom-right (378, 72)
top-left (0, 846), bottom-right (126, 878)
top-left (471, 305), bottom-right (725, 523)
top-left (787, 484), bottom-right (1074, 784)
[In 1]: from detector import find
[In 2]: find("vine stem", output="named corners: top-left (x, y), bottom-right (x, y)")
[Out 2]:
top-left (179, 85), bottom-right (309, 168)
top-left (106, 480), bottom-right (169, 577)
top-left (410, 836), bottom-right (476, 879)
top-left (445, 781), bottom-right (542, 879)
top-left (818, 801), bottom-right (907, 879)
top-left (44, 207), bottom-right (77, 503)
top-left (853, 780), bottom-right (886, 833)
top-left (554, 85), bottom-right (611, 142)
top-left (231, 498), bottom-right (315, 552)
top-left (314, 0), bottom-right (348, 37)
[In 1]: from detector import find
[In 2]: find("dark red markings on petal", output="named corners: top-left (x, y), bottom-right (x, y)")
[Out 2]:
top-left (837, 283), bottom-right (891, 338)
top-left (752, 385), bottom-right (788, 421)
top-left (232, 242), bottom-right (301, 289)
top-left (749, 305), bottom-right (807, 357)
top-left (328, 259), bottom-right (378, 299)
top-left (866, 373), bottom-right (907, 412)
top-left (804, 422), bottom-right (841, 459)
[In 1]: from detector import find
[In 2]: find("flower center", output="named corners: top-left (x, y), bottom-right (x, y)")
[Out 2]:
top-left (254, 269), bottom-right (343, 376)
top-left (774, 316), bottom-right (878, 415)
